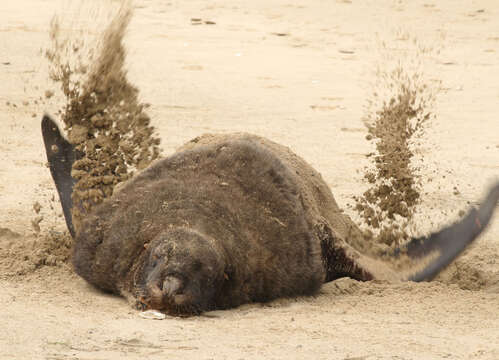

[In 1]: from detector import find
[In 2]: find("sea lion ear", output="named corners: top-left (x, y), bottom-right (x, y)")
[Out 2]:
top-left (41, 114), bottom-right (78, 237)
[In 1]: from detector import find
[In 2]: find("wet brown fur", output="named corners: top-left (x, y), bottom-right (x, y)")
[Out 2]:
top-left (72, 133), bottom-right (374, 314)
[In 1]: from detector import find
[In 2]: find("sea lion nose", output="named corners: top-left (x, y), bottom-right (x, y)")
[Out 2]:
top-left (163, 276), bottom-right (182, 296)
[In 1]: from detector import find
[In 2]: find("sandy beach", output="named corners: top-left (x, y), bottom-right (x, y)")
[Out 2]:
top-left (1, 1), bottom-right (498, 359)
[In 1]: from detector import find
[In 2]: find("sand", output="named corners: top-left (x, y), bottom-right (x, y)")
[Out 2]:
top-left (45, 1), bottom-right (160, 230)
top-left (353, 36), bottom-right (440, 249)
top-left (1, 0), bottom-right (499, 359)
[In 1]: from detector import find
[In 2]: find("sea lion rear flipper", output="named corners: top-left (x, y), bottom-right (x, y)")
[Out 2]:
top-left (401, 182), bottom-right (499, 281)
top-left (41, 114), bottom-right (78, 237)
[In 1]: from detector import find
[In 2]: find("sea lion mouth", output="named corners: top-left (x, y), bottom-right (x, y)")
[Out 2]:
top-left (144, 283), bottom-right (164, 309)
top-left (139, 276), bottom-right (195, 313)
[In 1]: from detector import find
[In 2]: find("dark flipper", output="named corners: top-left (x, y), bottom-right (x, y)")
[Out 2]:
top-left (400, 182), bottom-right (499, 281)
top-left (41, 114), bottom-right (78, 237)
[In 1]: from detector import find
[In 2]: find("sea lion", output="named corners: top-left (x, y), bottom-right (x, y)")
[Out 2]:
top-left (42, 114), bottom-right (499, 315)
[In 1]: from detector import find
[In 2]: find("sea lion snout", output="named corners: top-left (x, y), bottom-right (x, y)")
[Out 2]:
top-left (145, 275), bottom-right (186, 309)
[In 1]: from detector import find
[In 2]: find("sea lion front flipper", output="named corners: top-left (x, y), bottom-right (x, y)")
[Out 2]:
top-left (402, 182), bottom-right (499, 281)
top-left (41, 114), bottom-right (78, 237)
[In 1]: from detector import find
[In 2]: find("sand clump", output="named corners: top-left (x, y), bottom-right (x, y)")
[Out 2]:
top-left (351, 34), bottom-right (496, 292)
top-left (354, 33), bottom-right (440, 251)
top-left (45, 1), bottom-right (161, 231)
top-left (0, 228), bottom-right (72, 278)
top-left (0, 197), bottom-right (74, 278)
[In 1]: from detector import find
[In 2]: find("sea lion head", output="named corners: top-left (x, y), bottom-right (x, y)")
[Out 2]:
top-left (136, 227), bottom-right (225, 315)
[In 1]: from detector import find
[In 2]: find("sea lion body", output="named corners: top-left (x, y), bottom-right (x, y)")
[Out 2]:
top-left (41, 115), bottom-right (499, 315)
top-left (73, 133), bottom-right (372, 313)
